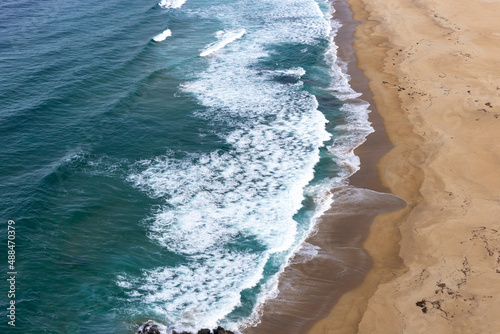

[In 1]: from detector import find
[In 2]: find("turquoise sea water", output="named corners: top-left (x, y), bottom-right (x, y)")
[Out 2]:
top-left (0, 0), bottom-right (372, 332)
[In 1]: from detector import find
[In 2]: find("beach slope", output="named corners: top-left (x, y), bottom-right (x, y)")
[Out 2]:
top-left (309, 0), bottom-right (500, 332)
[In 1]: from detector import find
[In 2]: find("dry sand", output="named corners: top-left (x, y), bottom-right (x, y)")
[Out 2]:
top-left (309, 0), bottom-right (500, 333)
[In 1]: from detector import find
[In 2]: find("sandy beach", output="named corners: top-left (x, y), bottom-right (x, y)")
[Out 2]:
top-left (309, 0), bottom-right (500, 333)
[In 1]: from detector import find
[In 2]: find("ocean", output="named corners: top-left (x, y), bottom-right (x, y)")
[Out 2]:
top-left (0, 0), bottom-right (372, 332)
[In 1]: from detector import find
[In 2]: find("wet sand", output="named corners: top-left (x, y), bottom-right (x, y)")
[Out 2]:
top-left (243, 0), bottom-right (406, 333)
top-left (309, 0), bottom-right (500, 332)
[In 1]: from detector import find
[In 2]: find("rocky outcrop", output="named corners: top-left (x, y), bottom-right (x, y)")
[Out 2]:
top-left (137, 322), bottom-right (235, 334)
top-left (137, 321), bottom-right (166, 334)
top-left (212, 326), bottom-right (235, 334)
top-left (197, 329), bottom-right (211, 334)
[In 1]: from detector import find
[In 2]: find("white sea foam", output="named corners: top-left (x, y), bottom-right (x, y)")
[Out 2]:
top-left (120, 0), bottom-right (374, 330)
top-left (324, 10), bottom-right (374, 180)
top-left (120, 250), bottom-right (268, 331)
top-left (124, 40), bottom-right (329, 329)
top-left (200, 29), bottom-right (246, 57)
top-left (153, 29), bottom-right (172, 42)
top-left (290, 242), bottom-right (321, 264)
top-left (241, 2), bottom-right (374, 329)
top-left (157, 0), bottom-right (187, 9)
top-left (274, 67), bottom-right (306, 78)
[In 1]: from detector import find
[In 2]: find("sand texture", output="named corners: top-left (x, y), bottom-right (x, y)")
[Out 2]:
top-left (309, 0), bottom-right (500, 333)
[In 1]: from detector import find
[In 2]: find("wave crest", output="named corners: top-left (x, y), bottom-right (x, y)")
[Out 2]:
top-left (153, 29), bottom-right (172, 42)
top-left (157, 0), bottom-right (187, 9)
top-left (200, 29), bottom-right (246, 57)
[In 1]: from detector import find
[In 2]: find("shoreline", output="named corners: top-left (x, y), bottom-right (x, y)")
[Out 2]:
top-left (310, 0), bottom-right (500, 332)
top-left (244, 0), bottom-right (405, 332)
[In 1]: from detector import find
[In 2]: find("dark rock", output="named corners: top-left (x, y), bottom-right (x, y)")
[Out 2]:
top-left (138, 321), bottom-right (165, 334)
top-left (213, 327), bottom-right (233, 334)
top-left (198, 329), bottom-right (211, 334)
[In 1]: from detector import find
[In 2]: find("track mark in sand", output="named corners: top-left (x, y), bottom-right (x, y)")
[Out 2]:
top-left (456, 257), bottom-right (471, 288)
top-left (415, 294), bottom-right (451, 320)
top-left (467, 226), bottom-right (500, 273)
top-left (415, 227), bottom-right (500, 320)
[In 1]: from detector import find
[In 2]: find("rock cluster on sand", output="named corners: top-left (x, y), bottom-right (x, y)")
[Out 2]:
top-left (137, 322), bottom-right (234, 334)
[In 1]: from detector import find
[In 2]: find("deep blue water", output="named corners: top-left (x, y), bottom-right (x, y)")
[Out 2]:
top-left (0, 0), bottom-right (372, 332)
